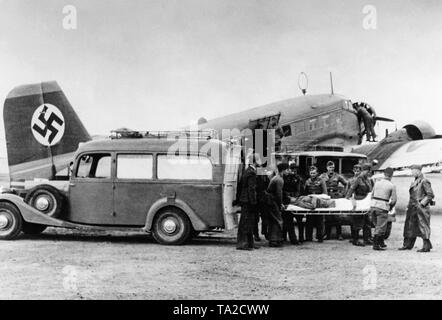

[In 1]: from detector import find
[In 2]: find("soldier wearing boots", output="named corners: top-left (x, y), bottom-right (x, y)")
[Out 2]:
top-left (320, 161), bottom-right (348, 240)
top-left (399, 164), bottom-right (435, 252)
top-left (370, 167), bottom-right (397, 251)
top-left (237, 154), bottom-right (260, 250)
top-left (282, 163), bottom-right (302, 245)
top-left (304, 166), bottom-right (327, 242)
top-left (346, 163), bottom-right (374, 246)
top-left (256, 167), bottom-right (271, 241)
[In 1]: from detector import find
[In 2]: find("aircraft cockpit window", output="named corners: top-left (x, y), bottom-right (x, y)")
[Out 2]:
top-left (282, 125), bottom-right (292, 137)
top-left (322, 115), bottom-right (331, 127)
top-left (343, 100), bottom-right (353, 110)
top-left (308, 119), bottom-right (318, 131)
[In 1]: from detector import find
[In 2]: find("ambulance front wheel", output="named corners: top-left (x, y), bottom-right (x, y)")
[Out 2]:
top-left (0, 202), bottom-right (23, 240)
top-left (25, 185), bottom-right (64, 219)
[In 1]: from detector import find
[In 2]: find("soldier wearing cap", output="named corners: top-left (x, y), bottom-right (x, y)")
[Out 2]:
top-left (399, 164), bottom-right (435, 252)
top-left (346, 163), bottom-right (374, 246)
top-left (237, 153), bottom-right (261, 250)
top-left (304, 165), bottom-right (327, 242)
top-left (320, 161), bottom-right (348, 240)
top-left (370, 167), bottom-right (397, 250)
top-left (282, 162), bottom-right (303, 244)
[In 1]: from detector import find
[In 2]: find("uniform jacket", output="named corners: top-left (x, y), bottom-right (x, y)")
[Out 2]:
top-left (408, 173), bottom-right (434, 207)
top-left (371, 178), bottom-right (397, 211)
top-left (403, 173), bottom-right (435, 239)
top-left (304, 176), bottom-right (327, 195)
top-left (239, 165), bottom-right (257, 205)
top-left (282, 172), bottom-right (303, 204)
top-left (346, 173), bottom-right (373, 200)
top-left (319, 172), bottom-right (348, 197)
top-left (267, 175), bottom-right (284, 207)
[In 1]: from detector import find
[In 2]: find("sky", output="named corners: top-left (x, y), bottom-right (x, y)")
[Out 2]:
top-left (0, 0), bottom-right (442, 169)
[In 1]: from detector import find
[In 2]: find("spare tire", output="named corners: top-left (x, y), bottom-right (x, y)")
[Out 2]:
top-left (24, 185), bottom-right (65, 219)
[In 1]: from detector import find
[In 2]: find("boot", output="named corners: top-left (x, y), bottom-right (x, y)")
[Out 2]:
top-left (373, 236), bottom-right (386, 251)
top-left (398, 237), bottom-right (415, 250)
top-left (351, 229), bottom-right (365, 247)
top-left (379, 236), bottom-right (387, 248)
top-left (417, 239), bottom-right (432, 252)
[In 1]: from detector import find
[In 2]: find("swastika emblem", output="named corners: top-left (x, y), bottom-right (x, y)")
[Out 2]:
top-left (31, 104), bottom-right (65, 146)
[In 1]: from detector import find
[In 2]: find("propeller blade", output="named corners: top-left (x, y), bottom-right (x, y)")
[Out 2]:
top-left (375, 116), bottom-right (394, 122)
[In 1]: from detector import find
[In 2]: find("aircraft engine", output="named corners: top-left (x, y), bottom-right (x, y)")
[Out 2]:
top-left (403, 120), bottom-right (436, 140)
top-left (198, 117), bottom-right (208, 125)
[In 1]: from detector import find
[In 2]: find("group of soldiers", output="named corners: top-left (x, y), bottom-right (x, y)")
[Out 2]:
top-left (237, 154), bottom-right (435, 253)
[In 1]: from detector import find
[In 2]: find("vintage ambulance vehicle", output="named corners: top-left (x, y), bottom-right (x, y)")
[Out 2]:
top-left (0, 135), bottom-right (241, 245)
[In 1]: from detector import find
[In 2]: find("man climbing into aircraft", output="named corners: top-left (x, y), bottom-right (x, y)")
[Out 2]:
top-left (353, 102), bottom-right (377, 143)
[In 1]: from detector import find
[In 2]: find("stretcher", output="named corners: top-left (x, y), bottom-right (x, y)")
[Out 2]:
top-left (284, 193), bottom-right (371, 216)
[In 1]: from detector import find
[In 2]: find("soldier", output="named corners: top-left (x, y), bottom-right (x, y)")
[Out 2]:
top-left (304, 165), bottom-right (327, 242)
top-left (256, 167), bottom-right (271, 240)
top-left (353, 102), bottom-right (377, 142)
top-left (346, 163), bottom-right (373, 246)
top-left (320, 161), bottom-right (348, 240)
top-left (362, 103), bottom-right (377, 127)
top-left (282, 163), bottom-right (302, 245)
top-left (399, 164), bottom-right (435, 252)
top-left (370, 167), bottom-right (397, 251)
top-left (237, 153), bottom-right (260, 250)
top-left (266, 162), bottom-right (287, 247)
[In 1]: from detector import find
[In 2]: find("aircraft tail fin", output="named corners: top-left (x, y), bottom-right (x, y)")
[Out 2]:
top-left (3, 81), bottom-right (91, 180)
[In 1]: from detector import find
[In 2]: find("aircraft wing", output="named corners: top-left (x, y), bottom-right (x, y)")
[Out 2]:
top-left (377, 139), bottom-right (442, 170)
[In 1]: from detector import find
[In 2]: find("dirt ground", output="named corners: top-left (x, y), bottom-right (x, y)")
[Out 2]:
top-left (1, 214), bottom-right (442, 300)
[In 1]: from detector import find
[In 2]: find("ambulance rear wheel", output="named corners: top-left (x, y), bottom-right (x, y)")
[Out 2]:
top-left (0, 202), bottom-right (23, 240)
top-left (152, 208), bottom-right (192, 245)
top-left (22, 222), bottom-right (47, 235)
top-left (25, 185), bottom-right (64, 219)
top-left (384, 221), bottom-right (392, 240)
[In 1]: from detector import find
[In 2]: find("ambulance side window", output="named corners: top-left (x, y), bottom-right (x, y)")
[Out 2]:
top-left (76, 153), bottom-right (111, 179)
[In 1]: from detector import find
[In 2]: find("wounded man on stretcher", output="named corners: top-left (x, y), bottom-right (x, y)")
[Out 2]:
top-left (285, 193), bottom-right (372, 212)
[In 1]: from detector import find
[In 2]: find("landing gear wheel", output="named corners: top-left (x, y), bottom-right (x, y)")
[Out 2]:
top-left (0, 202), bottom-right (23, 240)
top-left (22, 222), bottom-right (47, 235)
top-left (384, 221), bottom-right (392, 240)
top-left (152, 208), bottom-right (191, 245)
top-left (25, 185), bottom-right (64, 218)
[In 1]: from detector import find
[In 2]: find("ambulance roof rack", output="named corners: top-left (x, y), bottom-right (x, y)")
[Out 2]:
top-left (281, 144), bottom-right (344, 152)
top-left (110, 129), bottom-right (218, 140)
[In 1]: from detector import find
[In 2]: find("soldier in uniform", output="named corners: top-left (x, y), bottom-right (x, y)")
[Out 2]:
top-left (237, 154), bottom-right (260, 250)
top-left (320, 161), bottom-right (348, 240)
top-left (370, 167), bottom-right (397, 250)
top-left (399, 164), bottom-right (435, 252)
top-left (353, 102), bottom-right (377, 142)
top-left (304, 166), bottom-right (327, 242)
top-left (256, 167), bottom-right (271, 240)
top-left (346, 163), bottom-right (373, 246)
top-left (266, 162), bottom-right (288, 247)
top-left (281, 163), bottom-right (302, 245)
